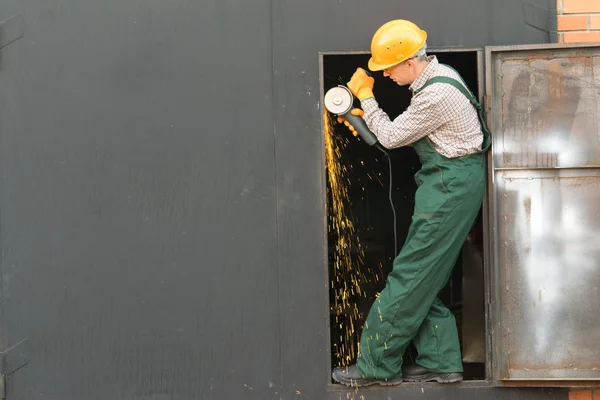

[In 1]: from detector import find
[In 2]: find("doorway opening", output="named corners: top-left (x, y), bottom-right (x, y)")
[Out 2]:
top-left (321, 49), bottom-right (487, 382)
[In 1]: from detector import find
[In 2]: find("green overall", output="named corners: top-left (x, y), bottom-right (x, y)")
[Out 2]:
top-left (357, 73), bottom-right (492, 380)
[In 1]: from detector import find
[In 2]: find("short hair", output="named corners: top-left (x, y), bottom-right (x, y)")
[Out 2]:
top-left (414, 42), bottom-right (428, 61)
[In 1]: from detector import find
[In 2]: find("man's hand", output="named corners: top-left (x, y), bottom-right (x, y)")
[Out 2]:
top-left (347, 68), bottom-right (375, 101)
top-left (337, 108), bottom-right (365, 137)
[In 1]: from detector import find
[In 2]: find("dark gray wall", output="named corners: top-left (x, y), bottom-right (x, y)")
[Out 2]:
top-left (0, 1), bottom-right (278, 399)
top-left (0, 0), bottom-right (560, 399)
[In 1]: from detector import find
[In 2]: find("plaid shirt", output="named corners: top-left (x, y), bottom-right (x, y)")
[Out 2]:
top-left (361, 56), bottom-right (483, 158)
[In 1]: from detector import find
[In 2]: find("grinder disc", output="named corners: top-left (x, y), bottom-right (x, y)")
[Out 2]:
top-left (324, 86), bottom-right (353, 115)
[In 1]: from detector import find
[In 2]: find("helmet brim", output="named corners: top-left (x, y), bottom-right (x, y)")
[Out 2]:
top-left (367, 42), bottom-right (426, 72)
top-left (368, 58), bottom-right (396, 72)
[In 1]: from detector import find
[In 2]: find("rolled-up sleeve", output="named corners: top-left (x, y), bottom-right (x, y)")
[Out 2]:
top-left (360, 87), bottom-right (452, 149)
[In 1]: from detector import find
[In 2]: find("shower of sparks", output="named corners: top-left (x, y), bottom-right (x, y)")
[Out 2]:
top-left (324, 109), bottom-right (381, 368)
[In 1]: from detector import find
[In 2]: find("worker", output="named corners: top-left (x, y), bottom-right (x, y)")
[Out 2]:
top-left (332, 19), bottom-right (491, 387)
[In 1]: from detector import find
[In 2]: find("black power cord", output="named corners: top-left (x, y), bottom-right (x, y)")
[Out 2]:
top-left (375, 143), bottom-right (416, 365)
top-left (375, 144), bottom-right (397, 256)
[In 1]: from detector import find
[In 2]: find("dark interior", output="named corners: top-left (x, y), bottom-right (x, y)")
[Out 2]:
top-left (323, 51), bottom-right (485, 381)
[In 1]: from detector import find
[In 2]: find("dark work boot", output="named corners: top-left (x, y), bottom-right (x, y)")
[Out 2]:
top-left (403, 364), bottom-right (463, 383)
top-left (332, 364), bottom-right (403, 387)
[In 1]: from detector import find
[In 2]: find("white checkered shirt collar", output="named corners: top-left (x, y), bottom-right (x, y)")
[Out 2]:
top-left (409, 56), bottom-right (438, 93)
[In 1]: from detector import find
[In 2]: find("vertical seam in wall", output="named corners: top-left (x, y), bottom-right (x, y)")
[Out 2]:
top-left (268, 0), bottom-right (283, 392)
top-left (547, 0), bottom-right (559, 43)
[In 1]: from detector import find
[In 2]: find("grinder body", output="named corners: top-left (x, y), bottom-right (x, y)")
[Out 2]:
top-left (324, 86), bottom-right (380, 147)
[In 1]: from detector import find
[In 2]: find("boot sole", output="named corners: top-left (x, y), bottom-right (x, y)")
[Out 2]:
top-left (404, 372), bottom-right (463, 384)
top-left (332, 373), bottom-right (404, 387)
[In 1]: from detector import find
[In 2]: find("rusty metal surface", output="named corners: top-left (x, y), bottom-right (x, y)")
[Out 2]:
top-left (490, 45), bottom-right (600, 169)
top-left (488, 45), bottom-right (600, 382)
top-left (495, 169), bottom-right (600, 380)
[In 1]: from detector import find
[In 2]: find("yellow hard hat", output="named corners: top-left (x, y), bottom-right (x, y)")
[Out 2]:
top-left (368, 20), bottom-right (427, 71)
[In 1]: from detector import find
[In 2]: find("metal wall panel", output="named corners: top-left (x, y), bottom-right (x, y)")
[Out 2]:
top-left (0, 1), bottom-right (279, 399)
top-left (0, 0), bottom-right (562, 398)
top-left (496, 169), bottom-right (600, 380)
top-left (491, 47), bottom-right (600, 169)
top-left (488, 44), bottom-right (600, 381)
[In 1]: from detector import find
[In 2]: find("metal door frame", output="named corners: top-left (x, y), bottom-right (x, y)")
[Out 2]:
top-left (319, 47), bottom-right (493, 394)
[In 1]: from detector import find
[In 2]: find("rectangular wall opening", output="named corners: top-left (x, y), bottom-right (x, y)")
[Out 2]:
top-left (322, 49), bottom-right (487, 383)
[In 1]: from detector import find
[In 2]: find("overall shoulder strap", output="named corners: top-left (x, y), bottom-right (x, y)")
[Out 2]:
top-left (414, 76), bottom-right (481, 110)
top-left (413, 69), bottom-right (491, 152)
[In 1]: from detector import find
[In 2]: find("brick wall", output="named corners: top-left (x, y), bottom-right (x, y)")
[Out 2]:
top-left (557, 0), bottom-right (600, 43)
top-left (569, 389), bottom-right (600, 400)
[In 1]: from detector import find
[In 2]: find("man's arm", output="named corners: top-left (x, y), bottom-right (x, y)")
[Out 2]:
top-left (361, 88), bottom-right (452, 149)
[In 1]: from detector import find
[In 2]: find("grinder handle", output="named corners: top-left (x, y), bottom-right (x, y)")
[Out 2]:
top-left (343, 111), bottom-right (379, 147)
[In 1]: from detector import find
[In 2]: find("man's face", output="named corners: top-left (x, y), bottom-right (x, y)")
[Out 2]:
top-left (383, 58), bottom-right (416, 86)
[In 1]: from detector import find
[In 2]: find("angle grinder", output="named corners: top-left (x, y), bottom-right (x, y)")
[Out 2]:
top-left (324, 85), bottom-right (382, 149)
